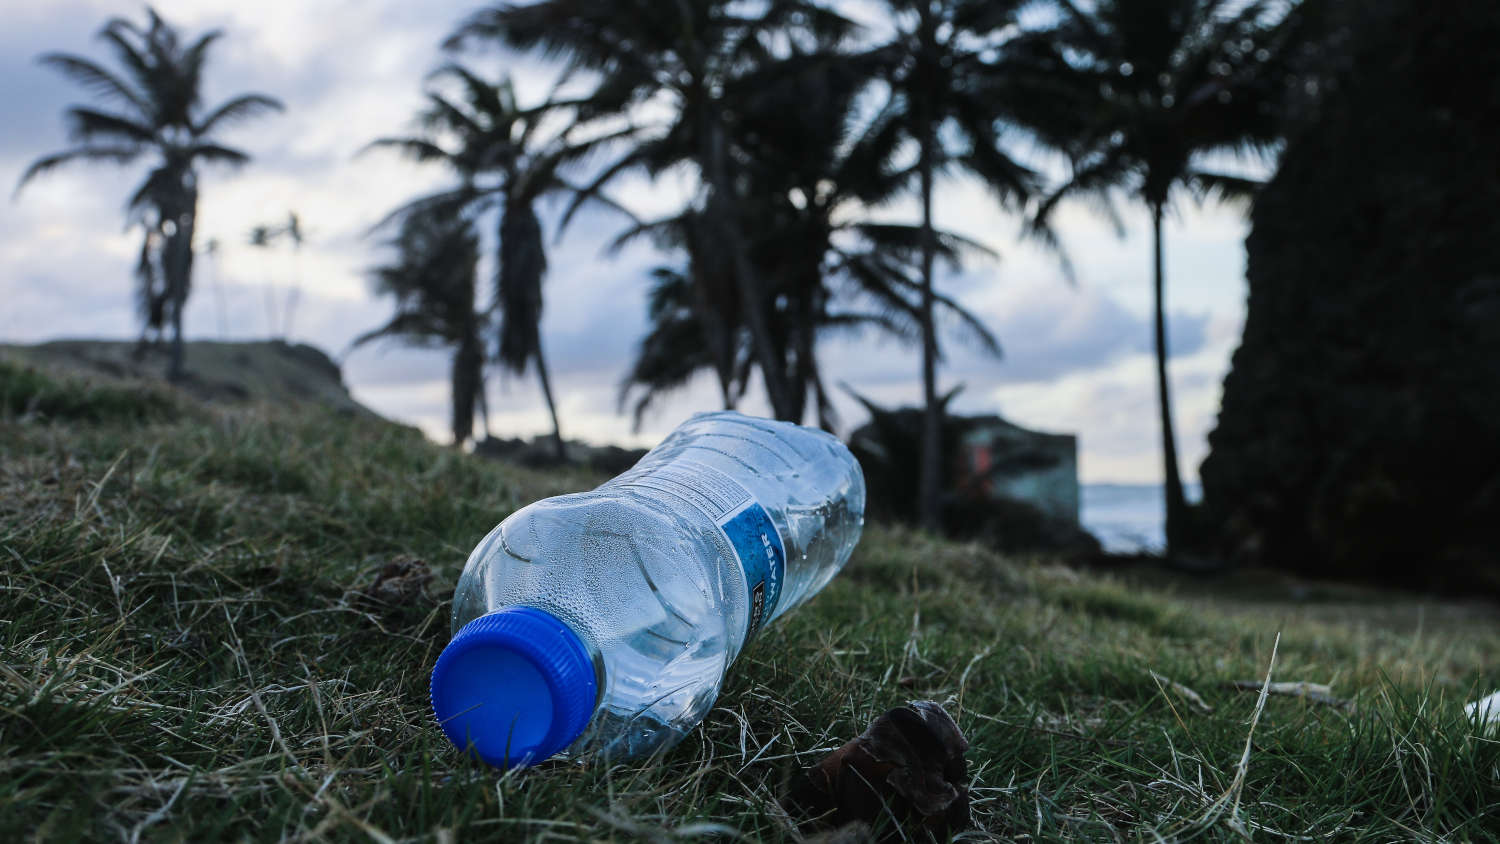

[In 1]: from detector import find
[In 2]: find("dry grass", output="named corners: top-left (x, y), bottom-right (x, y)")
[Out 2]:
top-left (2, 358), bottom-right (1498, 841)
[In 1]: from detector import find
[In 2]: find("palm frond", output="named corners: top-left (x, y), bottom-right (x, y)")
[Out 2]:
top-left (418, 91), bottom-right (487, 144)
top-left (362, 136), bottom-right (457, 166)
top-left (555, 143), bottom-right (652, 233)
top-left (760, 0), bottom-right (860, 49)
top-left (177, 30), bottom-right (225, 109)
top-left (63, 106), bottom-right (155, 145)
top-left (617, 316), bottom-right (711, 431)
top-left (820, 309), bottom-right (918, 343)
top-left (949, 93), bottom-right (1037, 206)
top-left (607, 214), bottom-right (687, 256)
top-left (834, 95), bottom-right (908, 206)
top-left (1185, 169), bottom-right (1263, 208)
top-left (950, 0), bottom-right (1029, 35)
top-left (1032, 143), bottom-right (1130, 236)
top-left (36, 53), bottom-right (151, 117)
top-left (365, 186), bottom-right (489, 236)
top-left (188, 143), bottom-right (251, 167)
top-left (193, 93), bottom-right (283, 136)
top-left (836, 249), bottom-right (1002, 361)
top-left (1018, 210), bottom-right (1078, 286)
top-left (934, 290), bottom-right (1003, 359)
top-left (549, 176), bottom-right (638, 237)
top-left (430, 63), bottom-right (508, 132)
top-left (349, 312), bottom-right (450, 350)
top-left (94, 26), bottom-right (157, 114)
top-left (850, 223), bottom-right (998, 267)
top-left (14, 145), bottom-right (143, 195)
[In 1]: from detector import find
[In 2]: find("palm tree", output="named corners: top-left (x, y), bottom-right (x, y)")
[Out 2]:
top-left (864, 0), bottom-right (1043, 532)
top-left (616, 47), bottom-right (1004, 434)
top-left (367, 64), bottom-right (623, 461)
top-left (353, 210), bottom-right (486, 447)
top-left (282, 212), bottom-right (306, 338)
top-left (203, 237), bottom-right (227, 339)
top-left (16, 7), bottom-right (282, 380)
top-left (1030, 0), bottom-right (1308, 552)
top-left (248, 223), bottom-right (281, 337)
top-left (737, 48), bottom-right (1011, 430)
top-left (446, 0), bottom-right (858, 422)
top-left (246, 211), bottom-right (308, 339)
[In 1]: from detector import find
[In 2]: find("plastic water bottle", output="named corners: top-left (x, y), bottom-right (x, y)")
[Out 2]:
top-left (429, 411), bottom-right (866, 767)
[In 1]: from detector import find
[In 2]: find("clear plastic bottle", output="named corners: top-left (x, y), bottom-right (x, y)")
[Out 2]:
top-left (429, 411), bottom-right (866, 767)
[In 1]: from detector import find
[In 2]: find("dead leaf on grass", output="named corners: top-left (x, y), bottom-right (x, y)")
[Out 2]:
top-left (787, 700), bottom-right (970, 843)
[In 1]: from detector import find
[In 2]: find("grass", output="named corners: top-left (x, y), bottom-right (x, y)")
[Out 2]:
top-left (2, 360), bottom-right (1498, 841)
top-left (0, 360), bottom-right (177, 424)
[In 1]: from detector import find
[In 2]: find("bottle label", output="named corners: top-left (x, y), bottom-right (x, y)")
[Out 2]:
top-left (608, 459), bottom-right (786, 637)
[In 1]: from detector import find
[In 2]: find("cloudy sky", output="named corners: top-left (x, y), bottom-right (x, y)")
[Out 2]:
top-left (0, 0), bottom-right (1256, 484)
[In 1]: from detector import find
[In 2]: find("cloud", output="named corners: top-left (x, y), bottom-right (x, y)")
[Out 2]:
top-left (936, 274), bottom-right (1210, 386)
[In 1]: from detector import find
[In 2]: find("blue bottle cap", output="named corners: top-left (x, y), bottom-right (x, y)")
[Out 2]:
top-left (430, 607), bottom-right (598, 767)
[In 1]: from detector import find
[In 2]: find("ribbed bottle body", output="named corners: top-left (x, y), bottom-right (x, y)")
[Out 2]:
top-left (448, 411), bottom-right (865, 759)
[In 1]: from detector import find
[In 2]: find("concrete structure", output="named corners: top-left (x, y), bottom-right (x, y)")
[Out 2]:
top-left (959, 417), bottom-right (1080, 525)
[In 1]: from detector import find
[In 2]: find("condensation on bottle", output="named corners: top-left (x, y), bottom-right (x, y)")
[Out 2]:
top-left (429, 411), bottom-right (866, 766)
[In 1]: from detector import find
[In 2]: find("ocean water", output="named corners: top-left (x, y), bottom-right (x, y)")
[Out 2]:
top-left (1081, 483), bottom-right (1203, 555)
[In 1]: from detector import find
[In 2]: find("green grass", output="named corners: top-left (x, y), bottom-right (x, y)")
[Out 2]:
top-left (2, 362), bottom-right (1498, 841)
top-left (0, 359), bottom-right (177, 424)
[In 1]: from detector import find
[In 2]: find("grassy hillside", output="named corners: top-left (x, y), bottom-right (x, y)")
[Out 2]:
top-left (0, 340), bottom-right (372, 416)
top-left (2, 356), bottom-right (1498, 841)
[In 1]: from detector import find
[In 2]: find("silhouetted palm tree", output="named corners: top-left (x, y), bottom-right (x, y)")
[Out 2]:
top-left (353, 210), bottom-right (486, 447)
top-left (368, 64), bottom-right (608, 460)
top-left (616, 41), bottom-right (1003, 433)
top-left (283, 212), bottom-right (306, 337)
top-left (742, 48), bottom-right (1010, 428)
top-left (248, 221), bottom-right (280, 336)
top-left (246, 211), bottom-right (308, 339)
top-left (1031, 0), bottom-right (1308, 552)
top-left (16, 7), bottom-right (282, 380)
top-left (203, 236), bottom-right (227, 338)
top-left (864, 0), bottom-right (1043, 532)
top-left (446, 0), bottom-right (858, 422)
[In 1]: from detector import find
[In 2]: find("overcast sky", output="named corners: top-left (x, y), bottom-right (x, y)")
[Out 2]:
top-left (0, 0), bottom-right (1255, 484)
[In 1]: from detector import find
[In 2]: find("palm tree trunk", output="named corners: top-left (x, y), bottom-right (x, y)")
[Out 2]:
top-left (1153, 203), bottom-right (1190, 552)
top-left (210, 248), bottom-right (228, 339)
top-left (451, 333), bottom-right (481, 446)
top-left (284, 240), bottom-right (302, 339)
top-left (477, 375), bottom-right (492, 441)
top-left (791, 282), bottom-right (815, 425)
top-left (718, 371), bottom-right (734, 411)
top-left (166, 187), bottom-right (198, 382)
top-left (811, 355), bottom-right (835, 433)
top-left (450, 357), bottom-right (471, 448)
top-left (533, 339), bottom-right (565, 462)
top-left (264, 281), bottom-right (277, 338)
top-left (917, 117), bottom-right (942, 534)
top-left (703, 113), bottom-right (795, 420)
top-left (168, 297), bottom-right (185, 380)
